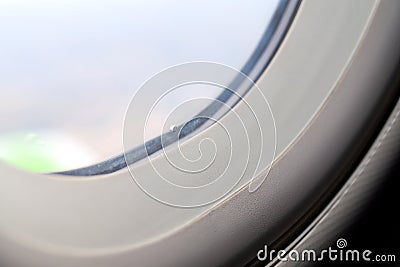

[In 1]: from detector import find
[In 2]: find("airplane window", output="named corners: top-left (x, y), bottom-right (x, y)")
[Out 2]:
top-left (0, 0), bottom-right (284, 173)
top-left (2, 1), bottom-right (399, 266)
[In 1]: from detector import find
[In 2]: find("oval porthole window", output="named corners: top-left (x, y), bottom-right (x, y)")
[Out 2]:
top-left (0, 0), bottom-right (285, 173)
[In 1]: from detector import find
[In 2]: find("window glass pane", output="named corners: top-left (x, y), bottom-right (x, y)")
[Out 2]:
top-left (0, 0), bottom-right (281, 172)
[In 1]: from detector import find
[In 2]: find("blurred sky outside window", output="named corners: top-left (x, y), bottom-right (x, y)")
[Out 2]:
top-left (0, 0), bottom-right (280, 172)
